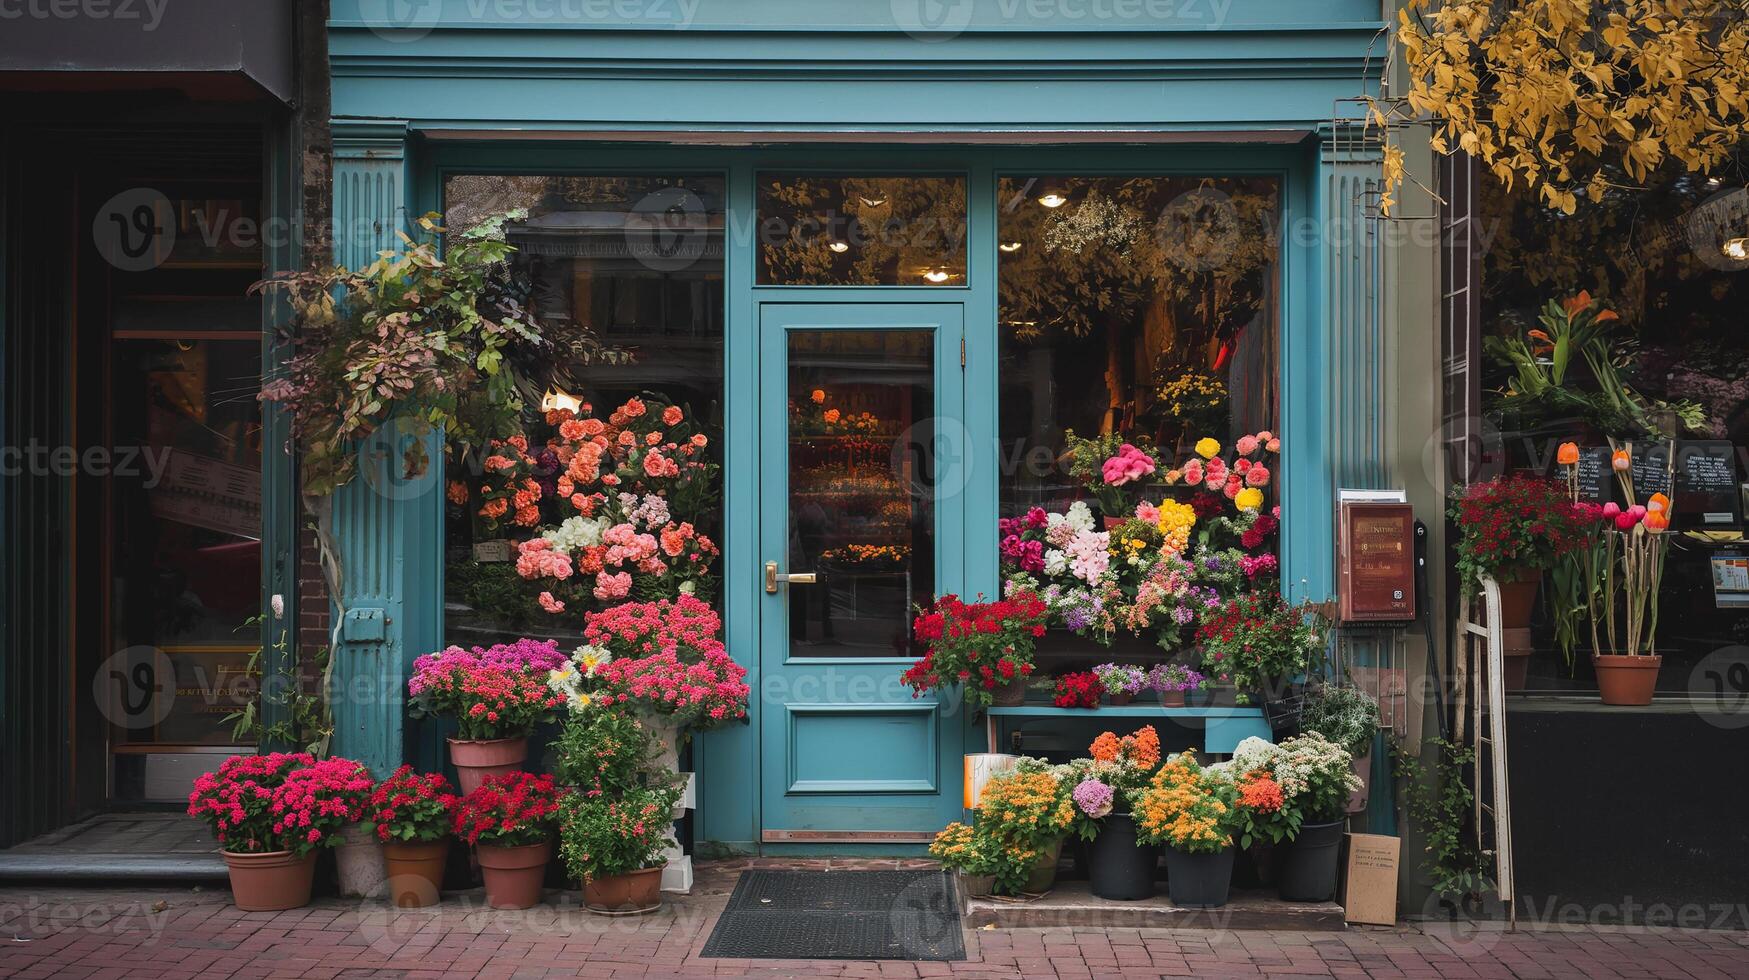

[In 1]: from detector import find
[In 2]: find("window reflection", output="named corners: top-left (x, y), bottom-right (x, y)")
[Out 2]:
top-left (757, 174), bottom-right (967, 286)
top-left (996, 176), bottom-right (1281, 513)
top-left (787, 330), bottom-right (936, 657)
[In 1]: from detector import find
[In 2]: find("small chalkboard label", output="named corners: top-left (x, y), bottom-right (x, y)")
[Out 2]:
top-left (1572, 446), bottom-right (1611, 503)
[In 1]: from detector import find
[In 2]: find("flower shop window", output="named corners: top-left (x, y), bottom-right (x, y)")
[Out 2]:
top-left (993, 175), bottom-right (1284, 659)
top-left (755, 174), bottom-right (967, 286)
top-left (440, 175), bottom-right (726, 650)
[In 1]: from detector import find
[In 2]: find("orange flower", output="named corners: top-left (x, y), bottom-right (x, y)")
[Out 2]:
top-left (810, 389), bottom-right (826, 404)
top-left (1124, 725), bottom-right (1161, 769)
top-left (1562, 290), bottom-right (1593, 318)
top-left (1089, 732), bottom-right (1121, 763)
top-left (1611, 449), bottom-right (1631, 472)
top-left (1647, 492), bottom-right (1671, 513)
top-left (1557, 442), bottom-right (1580, 466)
top-left (1644, 511), bottom-right (1670, 533)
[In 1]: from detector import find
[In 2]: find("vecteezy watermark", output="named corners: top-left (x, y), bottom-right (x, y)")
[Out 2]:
top-left (92, 646), bottom-right (177, 731)
top-left (627, 186), bottom-right (713, 273)
top-left (358, 416), bottom-right (442, 503)
top-left (1689, 646), bottom-right (1749, 730)
top-left (891, 0), bottom-right (1232, 42)
top-left (0, 0), bottom-right (169, 31)
top-left (0, 442), bottom-right (172, 487)
top-left (0, 896), bottom-right (176, 943)
top-left (357, 0), bottom-right (703, 42)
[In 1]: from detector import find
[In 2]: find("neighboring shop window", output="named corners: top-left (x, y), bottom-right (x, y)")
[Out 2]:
top-left (755, 174), bottom-right (967, 286)
top-left (991, 174), bottom-right (1283, 658)
top-left (440, 175), bottom-right (726, 651)
top-left (1480, 170), bottom-right (1749, 698)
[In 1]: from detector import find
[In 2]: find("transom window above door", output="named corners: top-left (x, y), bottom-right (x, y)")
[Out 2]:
top-left (756, 174), bottom-right (967, 287)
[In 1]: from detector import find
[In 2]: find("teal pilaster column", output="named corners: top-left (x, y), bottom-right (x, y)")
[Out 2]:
top-left (326, 121), bottom-right (444, 777)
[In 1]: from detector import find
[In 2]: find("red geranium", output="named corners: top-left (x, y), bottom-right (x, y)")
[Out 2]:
top-left (368, 765), bottom-right (460, 844)
top-left (900, 591), bottom-right (1048, 709)
top-left (1448, 474), bottom-right (1588, 589)
top-left (187, 752), bottom-right (311, 855)
top-left (1052, 671), bottom-right (1104, 708)
top-left (454, 771), bottom-right (568, 847)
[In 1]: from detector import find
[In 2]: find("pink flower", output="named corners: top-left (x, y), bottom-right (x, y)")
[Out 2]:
top-left (1099, 443), bottom-right (1156, 486)
top-left (1134, 501), bottom-right (1160, 523)
top-left (1245, 464), bottom-right (1270, 487)
top-left (537, 592), bottom-right (565, 614)
top-left (594, 571), bottom-right (633, 600)
top-left (1236, 435), bottom-right (1259, 455)
top-left (1614, 513), bottom-right (1638, 530)
top-left (1182, 459), bottom-right (1204, 486)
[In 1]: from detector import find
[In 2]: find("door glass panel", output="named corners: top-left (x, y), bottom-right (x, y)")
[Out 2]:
top-left (757, 175), bottom-right (967, 286)
top-left (787, 329), bottom-right (935, 657)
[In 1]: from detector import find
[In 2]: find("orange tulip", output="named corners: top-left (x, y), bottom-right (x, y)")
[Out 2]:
top-left (1557, 442), bottom-right (1580, 466)
top-left (1611, 449), bottom-right (1631, 472)
top-left (1644, 511), bottom-right (1669, 533)
top-left (1647, 492), bottom-right (1671, 513)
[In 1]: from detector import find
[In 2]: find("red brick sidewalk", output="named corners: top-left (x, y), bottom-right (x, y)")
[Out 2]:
top-left (3, 859), bottom-right (1747, 979)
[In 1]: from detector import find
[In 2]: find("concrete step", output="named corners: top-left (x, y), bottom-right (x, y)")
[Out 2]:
top-left (965, 881), bottom-right (1346, 931)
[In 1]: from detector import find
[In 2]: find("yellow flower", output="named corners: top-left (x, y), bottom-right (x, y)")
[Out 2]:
top-left (1195, 438), bottom-right (1221, 459)
top-left (1235, 487), bottom-right (1264, 512)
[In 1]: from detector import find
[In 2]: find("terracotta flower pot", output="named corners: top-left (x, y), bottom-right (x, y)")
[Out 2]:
top-left (1493, 566), bottom-right (1540, 629)
top-left (1593, 654), bottom-right (1662, 706)
top-left (448, 737), bottom-right (528, 795)
top-left (584, 864), bottom-right (664, 913)
top-left (1108, 691), bottom-right (1133, 706)
top-left (223, 850), bottom-right (316, 912)
top-left (991, 677), bottom-right (1027, 707)
top-left (1501, 627), bottom-right (1534, 692)
top-left (382, 838), bottom-right (450, 908)
top-left (1157, 689), bottom-right (1186, 708)
top-left (1102, 515), bottom-right (1126, 531)
top-left (477, 840), bottom-right (552, 910)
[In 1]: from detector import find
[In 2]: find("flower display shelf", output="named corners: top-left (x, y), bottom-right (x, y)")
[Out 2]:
top-left (1030, 632), bottom-right (1181, 673)
top-left (983, 705), bottom-right (1271, 755)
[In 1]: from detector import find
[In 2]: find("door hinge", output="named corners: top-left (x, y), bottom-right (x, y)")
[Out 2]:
top-left (959, 336), bottom-right (966, 368)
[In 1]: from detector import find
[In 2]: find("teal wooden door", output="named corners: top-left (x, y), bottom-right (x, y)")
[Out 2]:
top-left (757, 302), bottom-right (967, 846)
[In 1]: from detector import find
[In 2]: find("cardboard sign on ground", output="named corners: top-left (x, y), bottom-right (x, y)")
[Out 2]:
top-left (1342, 833), bottom-right (1401, 926)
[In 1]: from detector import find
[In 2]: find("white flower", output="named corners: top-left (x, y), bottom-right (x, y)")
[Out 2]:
top-left (679, 580), bottom-right (696, 595)
top-left (544, 515), bottom-right (607, 553)
top-left (547, 663), bottom-right (581, 698)
top-left (566, 691), bottom-right (593, 715)
top-left (572, 644), bottom-right (613, 678)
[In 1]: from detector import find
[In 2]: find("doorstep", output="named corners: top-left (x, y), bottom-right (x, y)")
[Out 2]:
top-left (964, 881), bottom-right (1345, 931)
top-left (0, 813), bottom-right (226, 882)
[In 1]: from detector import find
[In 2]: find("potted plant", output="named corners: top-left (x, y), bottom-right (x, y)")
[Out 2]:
top-left (559, 785), bottom-right (681, 914)
top-left (454, 771), bottom-right (567, 909)
top-left (1196, 591), bottom-right (1327, 706)
top-left (1134, 750), bottom-right (1238, 908)
top-left (1071, 726), bottom-right (1163, 900)
top-left (1091, 663), bottom-right (1147, 705)
top-left (1147, 662), bottom-right (1205, 708)
top-left (1298, 684), bottom-right (1381, 813)
top-left (368, 765), bottom-right (460, 908)
top-left (1448, 473), bottom-right (1588, 633)
top-left (408, 639), bottom-right (568, 793)
top-left (1052, 670), bottom-right (1104, 708)
top-left (929, 822), bottom-right (1000, 899)
top-left (187, 754), bottom-right (373, 911)
top-left (900, 591), bottom-right (1049, 708)
top-left (1239, 733), bottom-right (1359, 902)
top-left (1561, 442), bottom-right (1672, 705)
top-left (973, 761), bottom-right (1074, 895)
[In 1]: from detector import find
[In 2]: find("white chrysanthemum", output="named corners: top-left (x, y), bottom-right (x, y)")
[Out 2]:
top-left (544, 515), bottom-right (607, 553)
top-left (546, 663), bottom-right (581, 697)
top-left (572, 643), bottom-right (613, 678)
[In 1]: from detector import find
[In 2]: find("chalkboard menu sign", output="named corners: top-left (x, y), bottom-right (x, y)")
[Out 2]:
top-left (1564, 441), bottom-right (1742, 526)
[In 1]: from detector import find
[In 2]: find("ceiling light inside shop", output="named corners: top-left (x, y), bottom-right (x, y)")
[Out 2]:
top-left (1037, 192), bottom-right (1068, 208)
top-left (540, 387), bottom-right (584, 414)
top-left (1724, 237), bottom-right (1749, 261)
top-left (998, 241), bottom-right (1023, 252)
top-left (859, 196), bottom-right (888, 208)
top-left (922, 268), bottom-right (952, 283)
top-left (827, 240), bottom-right (850, 253)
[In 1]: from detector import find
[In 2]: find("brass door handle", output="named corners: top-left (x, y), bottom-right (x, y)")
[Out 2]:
top-left (765, 561), bottom-right (818, 593)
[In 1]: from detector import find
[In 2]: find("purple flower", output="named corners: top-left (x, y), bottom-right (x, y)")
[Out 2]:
top-left (1072, 778), bottom-right (1115, 819)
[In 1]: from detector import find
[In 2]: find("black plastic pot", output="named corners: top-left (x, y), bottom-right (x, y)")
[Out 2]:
top-left (1163, 845), bottom-right (1234, 908)
top-left (1088, 815), bottom-right (1159, 901)
top-left (1277, 819), bottom-right (1344, 902)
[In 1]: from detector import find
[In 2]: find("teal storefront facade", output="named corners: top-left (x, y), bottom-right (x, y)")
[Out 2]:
top-left (323, 0), bottom-right (1395, 855)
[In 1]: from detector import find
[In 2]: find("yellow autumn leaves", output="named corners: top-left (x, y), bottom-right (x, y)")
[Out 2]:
top-left (1382, 0), bottom-right (1749, 214)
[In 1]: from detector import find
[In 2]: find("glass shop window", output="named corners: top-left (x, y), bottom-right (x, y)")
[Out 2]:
top-left (440, 175), bottom-right (726, 651)
top-left (756, 174), bottom-right (967, 286)
top-left (992, 174), bottom-right (1283, 658)
top-left (995, 175), bottom-right (1282, 516)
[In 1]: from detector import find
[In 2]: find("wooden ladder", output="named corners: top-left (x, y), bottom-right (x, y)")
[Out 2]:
top-left (1456, 575), bottom-right (1517, 928)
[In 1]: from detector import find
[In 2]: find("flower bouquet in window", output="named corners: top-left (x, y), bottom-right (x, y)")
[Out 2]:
top-left (544, 395), bottom-right (720, 520)
top-left (407, 639), bottom-right (568, 793)
top-left (1556, 440), bottom-right (1673, 705)
top-left (900, 591), bottom-right (1049, 709)
top-left (475, 433), bottom-right (544, 532)
top-left (454, 771), bottom-right (568, 909)
top-left (1063, 429), bottom-right (1160, 525)
top-left (1000, 502), bottom-right (1123, 642)
top-left (1195, 590), bottom-right (1328, 706)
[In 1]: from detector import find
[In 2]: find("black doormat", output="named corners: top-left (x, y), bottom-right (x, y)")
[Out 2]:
top-left (699, 870), bottom-right (965, 961)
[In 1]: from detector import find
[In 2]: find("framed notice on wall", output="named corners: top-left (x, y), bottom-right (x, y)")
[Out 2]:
top-left (1337, 493), bottom-right (1417, 623)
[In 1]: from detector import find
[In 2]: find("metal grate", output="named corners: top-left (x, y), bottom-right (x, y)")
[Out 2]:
top-left (700, 870), bottom-right (965, 961)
